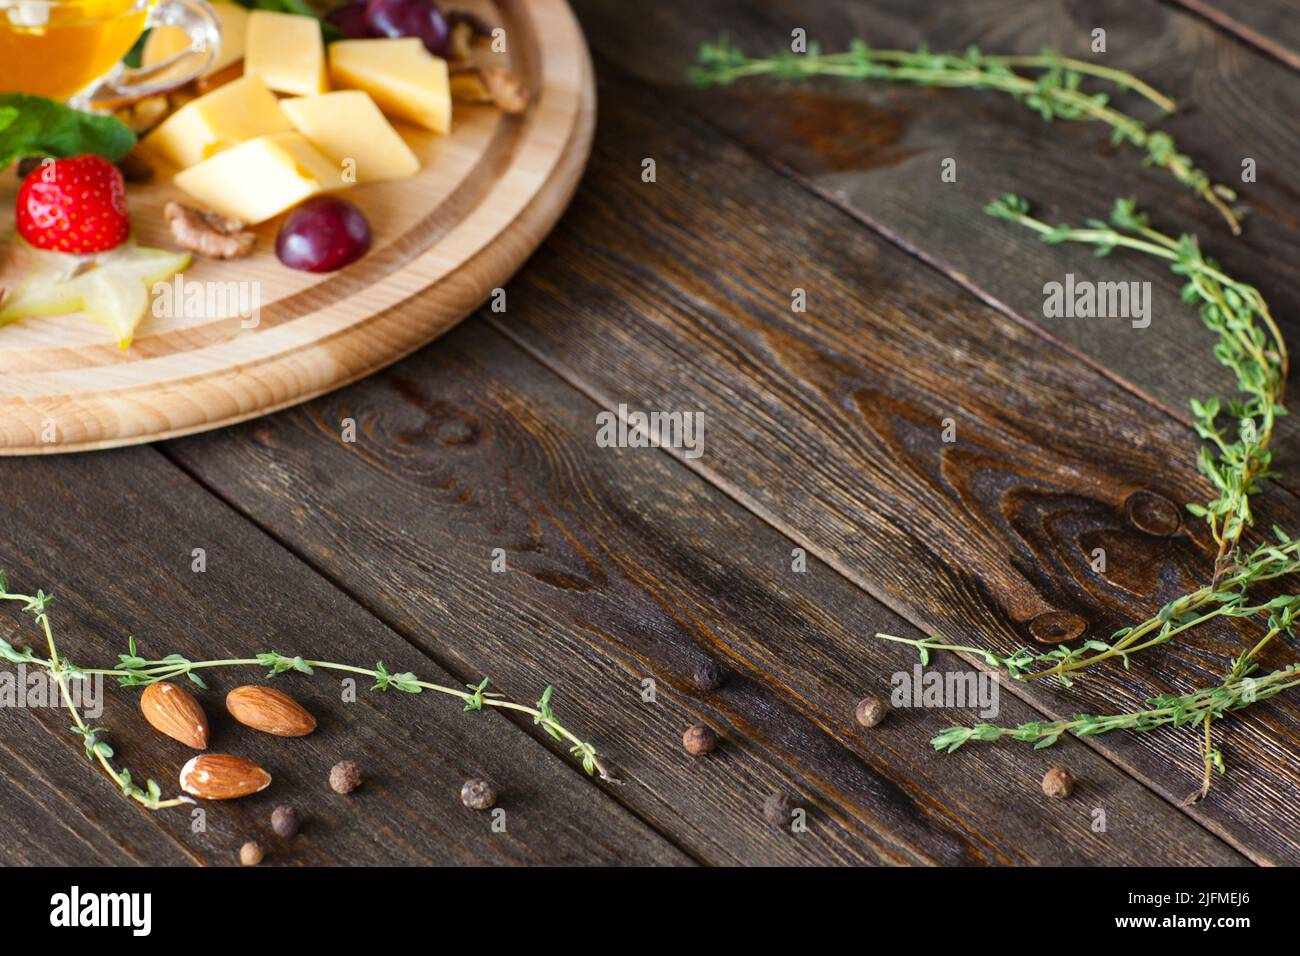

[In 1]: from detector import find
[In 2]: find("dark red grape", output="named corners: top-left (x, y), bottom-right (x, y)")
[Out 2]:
top-left (325, 2), bottom-right (374, 38)
top-left (276, 196), bottom-right (372, 273)
top-left (363, 0), bottom-right (449, 57)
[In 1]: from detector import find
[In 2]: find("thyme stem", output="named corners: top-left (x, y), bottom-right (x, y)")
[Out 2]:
top-left (691, 38), bottom-right (1240, 232)
top-left (108, 648), bottom-right (616, 783)
top-left (873, 198), bottom-right (1295, 792)
top-left (0, 584), bottom-right (192, 810)
top-left (988, 195), bottom-right (1287, 561)
top-left (930, 665), bottom-right (1300, 754)
top-left (0, 575), bottom-right (617, 816)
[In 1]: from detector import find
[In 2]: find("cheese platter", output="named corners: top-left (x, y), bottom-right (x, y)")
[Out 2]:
top-left (0, 0), bottom-right (594, 454)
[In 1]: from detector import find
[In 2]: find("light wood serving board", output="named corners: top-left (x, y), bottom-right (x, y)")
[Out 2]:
top-left (0, 0), bottom-right (594, 455)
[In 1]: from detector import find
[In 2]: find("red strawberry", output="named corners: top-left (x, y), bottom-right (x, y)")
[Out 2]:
top-left (15, 155), bottom-right (129, 254)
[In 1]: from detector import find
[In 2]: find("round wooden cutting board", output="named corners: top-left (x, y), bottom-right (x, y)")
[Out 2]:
top-left (0, 0), bottom-right (594, 455)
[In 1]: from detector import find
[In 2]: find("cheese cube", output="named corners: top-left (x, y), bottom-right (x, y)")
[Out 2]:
top-left (142, 74), bottom-right (293, 169)
top-left (173, 132), bottom-right (350, 223)
top-left (142, 1), bottom-right (249, 78)
top-left (281, 91), bottom-right (420, 182)
top-left (329, 38), bottom-right (451, 135)
top-left (245, 10), bottom-right (329, 96)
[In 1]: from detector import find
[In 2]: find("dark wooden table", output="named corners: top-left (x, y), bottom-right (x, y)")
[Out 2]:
top-left (3, 0), bottom-right (1298, 866)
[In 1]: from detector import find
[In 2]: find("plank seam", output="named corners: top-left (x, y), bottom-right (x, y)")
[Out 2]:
top-left (0, 711), bottom-right (203, 865)
top-left (1157, 0), bottom-right (1300, 72)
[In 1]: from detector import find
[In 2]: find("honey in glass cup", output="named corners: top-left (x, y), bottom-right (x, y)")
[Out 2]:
top-left (0, 0), bottom-right (148, 101)
top-left (0, 0), bottom-right (218, 106)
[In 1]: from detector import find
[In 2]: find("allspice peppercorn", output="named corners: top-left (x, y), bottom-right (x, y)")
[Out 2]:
top-left (330, 760), bottom-right (363, 794)
top-left (271, 805), bottom-right (301, 838)
top-left (682, 723), bottom-right (718, 756)
top-left (855, 696), bottom-right (889, 728)
top-left (1042, 766), bottom-right (1074, 799)
top-left (239, 841), bottom-right (263, 866)
top-left (692, 658), bottom-right (723, 691)
top-left (762, 791), bottom-right (795, 826)
top-left (461, 778), bottom-right (497, 811)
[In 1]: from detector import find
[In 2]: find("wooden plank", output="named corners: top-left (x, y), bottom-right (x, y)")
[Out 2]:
top-left (570, 0), bottom-right (1300, 495)
top-left (1166, 0), bottom-right (1300, 70)
top-left (0, 714), bottom-right (189, 865)
top-left (166, 319), bottom-right (1245, 865)
top-left (424, 69), bottom-right (1298, 861)
top-left (0, 450), bottom-right (688, 865)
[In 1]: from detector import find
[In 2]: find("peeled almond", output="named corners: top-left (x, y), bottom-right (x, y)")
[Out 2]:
top-left (179, 754), bottom-right (271, 800)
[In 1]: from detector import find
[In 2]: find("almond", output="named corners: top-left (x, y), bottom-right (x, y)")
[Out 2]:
top-left (179, 754), bottom-right (271, 800)
top-left (140, 681), bottom-right (209, 749)
top-left (226, 685), bottom-right (317, 737)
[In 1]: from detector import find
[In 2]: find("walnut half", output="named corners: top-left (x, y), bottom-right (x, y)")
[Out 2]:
top-left (164, 201), bottom-right (256, 260)
top-left (449, 65), bottom-right (530, 114)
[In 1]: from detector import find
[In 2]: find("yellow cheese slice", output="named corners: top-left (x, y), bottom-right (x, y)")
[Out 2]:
top-left (142, 74), bottom-right (293, 169)
top-left (244, 10), bottom-right (329, 97)
top-left (173, 131), bottom-right (351, 223)
top-left (328, 38), bottom-right (451, 135)
top-left (281, 90), bottom-right (420, 183)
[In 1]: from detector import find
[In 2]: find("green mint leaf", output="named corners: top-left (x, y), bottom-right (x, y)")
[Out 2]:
top-left (0, 94), bottom-right (136, 169)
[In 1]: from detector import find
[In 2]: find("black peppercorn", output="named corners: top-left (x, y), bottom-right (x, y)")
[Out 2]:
top-left (692, 658), bottom-right (723, 691)
top-left (855, 696), bottom-right (889, 728)
top-left (762, 791), bottom-right (794, 826)
top-left (271, 804), bottom-right (301, 838)
top-left (330, 760), bottom-right (363, 794)
top-left (682, 723), bottom-right (718, 756)
top-left (1042, 766), bottom-right (1074, 799)
top-left (461, 778), bottom-right (497, 811)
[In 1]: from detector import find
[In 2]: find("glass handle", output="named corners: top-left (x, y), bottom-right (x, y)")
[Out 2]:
top-left (78, 0), bottom-right (221, 111)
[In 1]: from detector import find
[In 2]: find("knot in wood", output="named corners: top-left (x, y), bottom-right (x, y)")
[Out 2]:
top-left (1028, 610), bottom-right (1087, 645)
top-left (434, 416), bottom-right (481, 446)
top-left (1124, 490), bottom-right (1181, 537)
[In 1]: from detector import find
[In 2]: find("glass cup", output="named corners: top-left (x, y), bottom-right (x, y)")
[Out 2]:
top-left (0, 0), bottom-right (219, 107)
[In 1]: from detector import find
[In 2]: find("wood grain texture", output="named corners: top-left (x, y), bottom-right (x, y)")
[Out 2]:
top-left (2, 0), bottom-right (1291, 868)
top-left (0, 448), bottom-right (688, 865)
top-left (572, 0), bottom-right (1300, 495)
top-left (0, 711), bottom-right (196, 865)
top-left (452, 69), bottom-right (1300, 861)
top-left (166, 315), bottom-right (1244, 865)
top-left (0, 0), bottom-right (593, 455)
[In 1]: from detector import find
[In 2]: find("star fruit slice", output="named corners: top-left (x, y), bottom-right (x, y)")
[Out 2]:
top-left (0, 242), bottom-right (191, 349)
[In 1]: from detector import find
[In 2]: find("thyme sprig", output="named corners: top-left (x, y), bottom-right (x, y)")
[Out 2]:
top-left (987, 194), bottom-right (1287, 569)
top-left (96, 644), bottom-right (615, 782)
top-left (0, 576), bottom-right (191, 810)
top-left (982, 200), bottom-right (1291, 794)
top-left (871, 198), bottom-right (1294, 795)
top-left (872, 633), bottom-right (1037, 677)
top-left (0, 573), bottom-right (615, 815)
top-left (691, 38), bottom-right (1241, 232)
top-left (877, 534), bottom-right (1300, 684)
top-left (929, 664), bottom-right (1300, 754)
